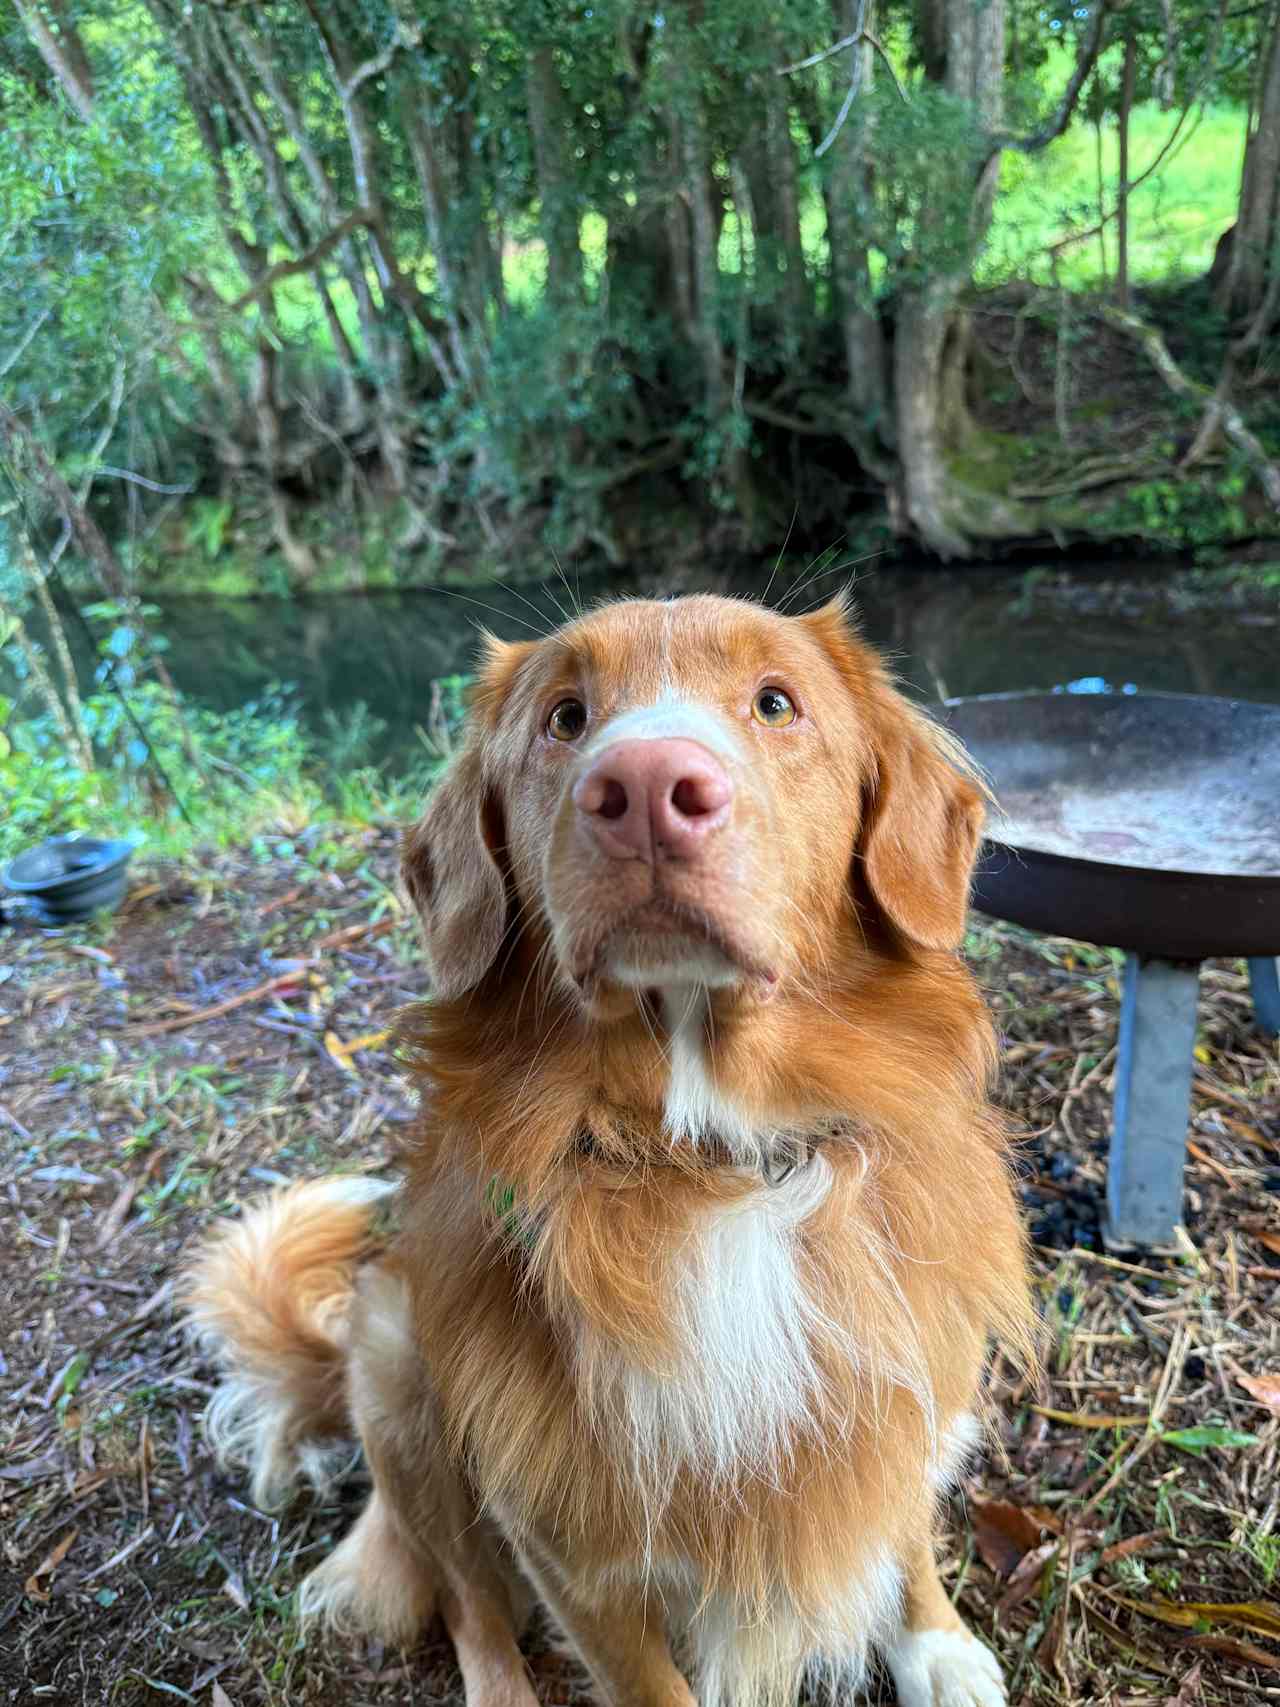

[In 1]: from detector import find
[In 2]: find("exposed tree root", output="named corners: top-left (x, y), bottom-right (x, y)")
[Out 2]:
top-left (1099, 306), bottom-right (1280, 512)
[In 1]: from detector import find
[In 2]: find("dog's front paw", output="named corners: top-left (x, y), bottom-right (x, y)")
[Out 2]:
top-left (885, 1627), bottom-right (1007, 1707)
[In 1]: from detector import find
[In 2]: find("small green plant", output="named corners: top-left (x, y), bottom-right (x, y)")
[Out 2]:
top-left (0, 613), bottom-right (461, 863)
top-left (1102, 461), bottom-right (1264, 549)
top-left (1243, 1528), bottom-right (1280, 1586)
top-left (184, 498), bottom-right (234, 562)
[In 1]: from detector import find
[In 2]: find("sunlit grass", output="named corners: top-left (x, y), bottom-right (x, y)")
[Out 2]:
top-left (985, 99), bottom-right (1245, 288)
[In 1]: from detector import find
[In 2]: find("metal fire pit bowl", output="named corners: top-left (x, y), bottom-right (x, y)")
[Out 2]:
top-left (943, 691), bottom-right (1280, 1252)
top-left (2, 836), bottom-right (135, 926)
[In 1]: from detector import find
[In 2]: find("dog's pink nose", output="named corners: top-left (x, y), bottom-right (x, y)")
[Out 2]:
top-left (573, 739), bottom-right (732, 860)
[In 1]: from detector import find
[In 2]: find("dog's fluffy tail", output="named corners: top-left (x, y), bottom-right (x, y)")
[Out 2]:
top-left (185, 1175), bottom-right (396, 1508)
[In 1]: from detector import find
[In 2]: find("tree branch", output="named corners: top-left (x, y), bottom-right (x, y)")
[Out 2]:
top-left (12, 0), bottom-right (96, 120)
top-left (1042, 0), bottom-right (1226, 267)
top-left (1100, 305), bottom-right (1280, 510)
top-left (1044, 99), bottom-right (1208, 265)
top-left (0, 307), bottom-right (53, 383)
top-left (342, 24), bottom-right (421, 100)
top-left (93, 466), bottom-right (196, 494)
top-left (992, 1), bottom-right (1110, 159)
top-left (223, 209), bottom-right (373, 312)
top-left (777, 30), bottom-right (861, 76)
top-left (782, 0), bottom-right (907, 160)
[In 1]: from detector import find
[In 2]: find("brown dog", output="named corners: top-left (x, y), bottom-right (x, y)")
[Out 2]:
top-left (187, 593), bottom-right (1034, 1707)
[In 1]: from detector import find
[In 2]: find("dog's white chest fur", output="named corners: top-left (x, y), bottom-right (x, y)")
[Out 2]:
top-left (575, 989), bottom-right (836, 1485)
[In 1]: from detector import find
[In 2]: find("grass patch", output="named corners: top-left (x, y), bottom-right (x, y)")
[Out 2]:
top-left (986, 99), bottom-right (1245, 289)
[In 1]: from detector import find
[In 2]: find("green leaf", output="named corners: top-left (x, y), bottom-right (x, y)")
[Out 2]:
top-left (1159, 1425), bottom-right (1260, 1456)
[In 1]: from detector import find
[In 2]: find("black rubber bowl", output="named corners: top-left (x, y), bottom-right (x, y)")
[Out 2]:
top-left (2, 837), bottom-right (136, 925)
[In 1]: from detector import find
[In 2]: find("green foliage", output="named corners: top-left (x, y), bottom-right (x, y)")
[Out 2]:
top-left (185, 499), bottom-right (234, 562)
top-left (0, 618), bottom-right (468, 865)
top-left (1, 676), bottom-right (306, 860)
top-left (1099, 460), bottom-right (1260, 548)
top-left (0, 0), bottom-right (1272, 578)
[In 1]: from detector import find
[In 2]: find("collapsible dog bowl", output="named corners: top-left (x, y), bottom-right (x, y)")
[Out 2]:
top-left (2, 836), bottom-right (135, 924)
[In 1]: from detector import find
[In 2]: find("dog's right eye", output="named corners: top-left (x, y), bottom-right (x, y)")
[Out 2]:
top-left (547, 699), bottom-right (588, 742)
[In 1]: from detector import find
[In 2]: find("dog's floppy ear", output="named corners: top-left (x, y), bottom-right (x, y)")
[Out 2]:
top-left (401, 740), bottom-right (507, 999)
top-left (799, 593), bottom-right (985, 952)
top-left (858, 706), bottom-right (986, 951)
top-left (401, 636), bottom-right (533, 999)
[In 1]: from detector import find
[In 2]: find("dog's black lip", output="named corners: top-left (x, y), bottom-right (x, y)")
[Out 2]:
top-left (579, 898), bottom-right (775, 987)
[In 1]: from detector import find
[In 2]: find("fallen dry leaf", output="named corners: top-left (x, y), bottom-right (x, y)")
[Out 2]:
top-left (342, 1027), bottom-right (391, 1055)
top-left (211, 1684), bottom-right (235, 1707)
top-left (997, 1538), bottom-right (1060, 1615)
top-left (1237, 1370), bottom-right (1280, 1414)
top-left (23, 1527), bottom-right (78, 1601)
top-left (1109, 1594), bottom-right (1280, 1640)
top-left (1031, 1405), bottom-right (1148, 1430)
top-left (323, 1028), bottom-right (358, 1072)
top-left (94, 1179), bottom-right (137, 1251)
top-left (1098, 1529), bottom-right (1164, 1567)
top-left (971, 1498), bottom-right (1048, 1575)
top-left (222, 1573), bottom-right (249, 1611)
top-left (1181, 1632), bottom-right (1280, 1671)
top-left (1257, 1231), bottom-right (1280, 1258)
top-left (1163, 1660), bottom-right (1202, 1707)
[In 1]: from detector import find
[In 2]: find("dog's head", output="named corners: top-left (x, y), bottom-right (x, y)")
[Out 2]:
top-left (402, 594), bottom-right (985, 1010)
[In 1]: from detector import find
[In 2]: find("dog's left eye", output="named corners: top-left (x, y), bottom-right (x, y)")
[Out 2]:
top-left (752, 687), bottom-right (797, 728)
top-left (547, 698), bottom-right (588, 741)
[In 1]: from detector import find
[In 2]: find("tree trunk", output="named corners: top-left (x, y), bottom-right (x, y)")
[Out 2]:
top-left (1219, 1), bottom-right (1280, 328)
top-left (398, 77), bottom-right (475, 389)
top-left (526, 44), bottom-right (583, 310)
top-left (1094, 104), bottom-right (1109, 285)
top-left (894, 280), bottom-right (970, 558)
top-left (665, 111), bottom-right (698, 347)
top-left (682, 98), bottom-right (728, 418)
top-left (251, 343), bottom-right (319, 583)
top-left (762, 57), bottom-right (811, 354)
top-left (12, 0), bottom-right (95, 121)
top-left (826, 4), bottom-right (892, 473)
top-left (891, 0), bottom-right (1008, 556)
top-left (1116, 33), bottom-right (1137, 307)
top-left (228, 13), bottom-right (384, 373)
top-left (0, 594), bottom-right (89, 767)
top-left (203, 15), bottom-right (363, 423)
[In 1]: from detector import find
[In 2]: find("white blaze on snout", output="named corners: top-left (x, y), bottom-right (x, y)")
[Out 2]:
top-left (580, 697), bottom-right (746, 767)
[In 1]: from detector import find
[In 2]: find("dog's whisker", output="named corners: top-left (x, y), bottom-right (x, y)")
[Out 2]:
top-left (434, 585), bottom-right (551, 636)
top-left (760, 502), bottom-right (799, 611)
top-left (502, 576), bottom-right (567, 634)
top-left (549, 548), bottom-right (583, 621)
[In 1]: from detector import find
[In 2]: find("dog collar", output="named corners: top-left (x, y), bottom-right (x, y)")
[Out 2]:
top-left (574, 1127), bottom-right (818, 1185)
top-left (484, 1132), bottom-right (822, 1248)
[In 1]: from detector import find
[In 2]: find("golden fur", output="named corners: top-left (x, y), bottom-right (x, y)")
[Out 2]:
top-left (186, 592), bottom-right (1035, 1707)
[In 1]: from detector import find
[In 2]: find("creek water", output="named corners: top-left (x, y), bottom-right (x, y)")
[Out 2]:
top-left (19, 560), bottom-right (1280, 768)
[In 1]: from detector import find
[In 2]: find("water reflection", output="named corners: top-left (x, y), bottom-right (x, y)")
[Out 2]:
top-left (12, 562), bottom-right (1279, 768)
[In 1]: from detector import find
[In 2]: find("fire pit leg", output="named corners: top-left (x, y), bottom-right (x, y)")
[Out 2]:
top-left (1249, 957), bottom-right (1280, 1039)
top-left (1105, 954), bottom-right (1201, 1252)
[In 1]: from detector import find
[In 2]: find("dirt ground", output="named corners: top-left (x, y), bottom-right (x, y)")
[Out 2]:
top-left (2, 833), bottom-right (1279, 1707)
